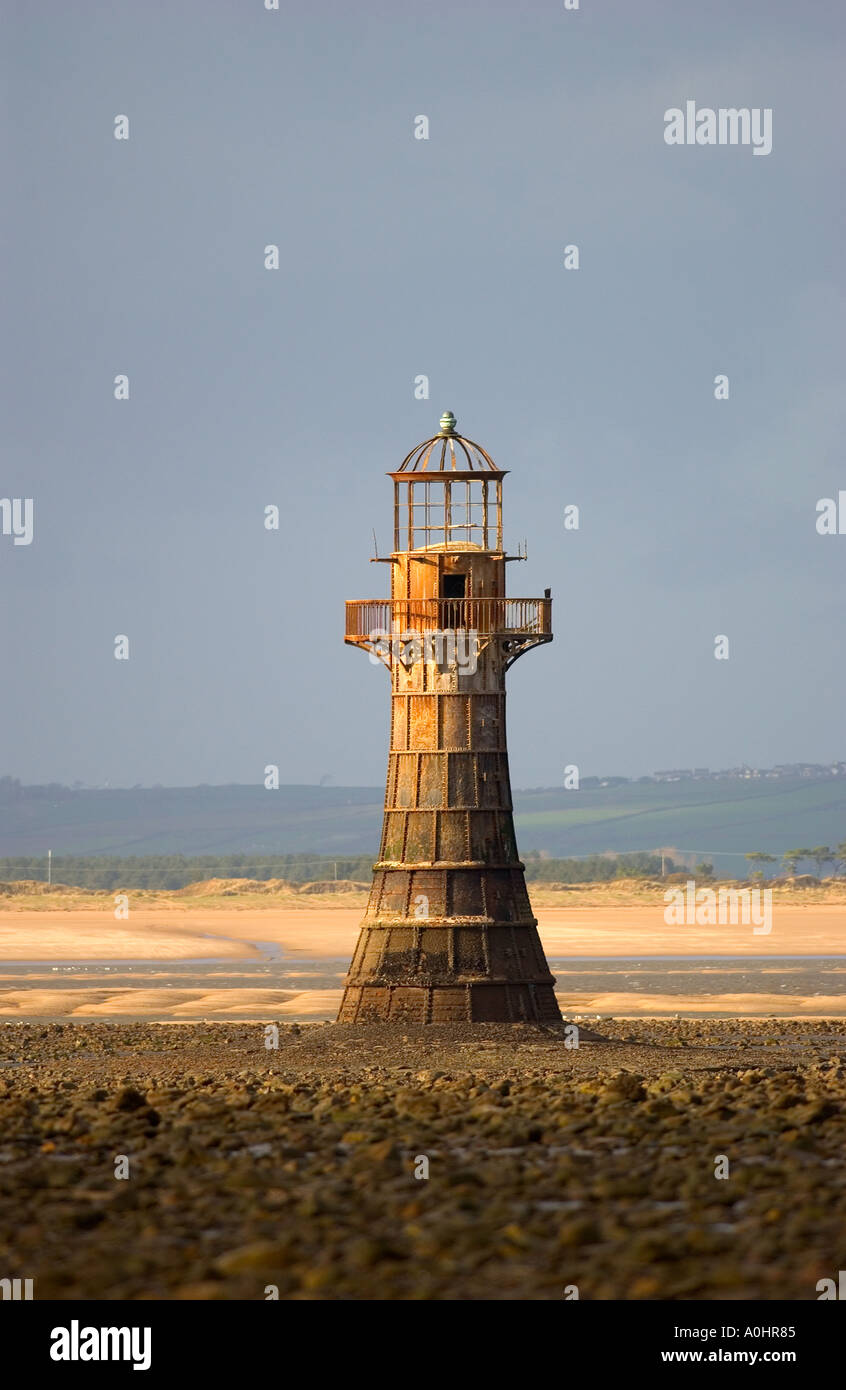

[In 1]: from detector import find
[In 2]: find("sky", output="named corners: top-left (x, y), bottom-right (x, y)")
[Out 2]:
top-left (2, 0), bottom-right (844, 790)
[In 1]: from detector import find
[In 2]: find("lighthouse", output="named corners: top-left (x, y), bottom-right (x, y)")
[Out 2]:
top-left (338, 413), bottom-right (562, 1024)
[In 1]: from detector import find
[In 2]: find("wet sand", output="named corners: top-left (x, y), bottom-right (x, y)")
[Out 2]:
top-left (0, 978), bottom-right (844, 1020)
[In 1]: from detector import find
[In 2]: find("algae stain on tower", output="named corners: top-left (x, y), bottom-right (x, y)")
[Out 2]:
top-left (339, 414), bottom-right (561, 1024)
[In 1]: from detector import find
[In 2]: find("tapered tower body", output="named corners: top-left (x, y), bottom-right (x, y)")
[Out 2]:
top-left (338, 414), bottom-right (561, 1024)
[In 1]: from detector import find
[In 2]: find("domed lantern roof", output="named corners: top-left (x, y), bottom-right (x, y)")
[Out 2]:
top-left (390, 412), bottom-right (507, 479)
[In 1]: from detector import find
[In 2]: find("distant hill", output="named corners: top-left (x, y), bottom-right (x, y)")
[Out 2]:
top-left (0, 783), bottom-right (382, 859)
top-left (1, 776), bottom-right (845, 877)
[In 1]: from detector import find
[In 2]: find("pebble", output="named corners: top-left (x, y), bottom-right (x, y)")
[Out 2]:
top-left (0, 1017), bottom-right (843, 1300)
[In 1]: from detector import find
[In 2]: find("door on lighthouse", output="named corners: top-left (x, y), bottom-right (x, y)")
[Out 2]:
top-left (442, 573), bottom-right (466, 629)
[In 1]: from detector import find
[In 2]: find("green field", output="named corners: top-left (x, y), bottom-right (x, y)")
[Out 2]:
top-left (514, 777), bottom-right (846, 873)
top-left (1, 776), bottom-right (845, 878)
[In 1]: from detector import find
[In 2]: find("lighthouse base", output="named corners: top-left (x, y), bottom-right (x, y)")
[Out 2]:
top-left (337, 980), bottom-right (561, 1025)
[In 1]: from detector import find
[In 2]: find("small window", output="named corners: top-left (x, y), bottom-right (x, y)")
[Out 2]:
top-left (441, 573), bottom-right (466, 628)
top-left (442, 574), bottom-right (466, 599)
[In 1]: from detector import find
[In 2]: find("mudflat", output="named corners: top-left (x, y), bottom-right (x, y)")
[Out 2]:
top-left (1, 1018), bottom-right (843, 1300)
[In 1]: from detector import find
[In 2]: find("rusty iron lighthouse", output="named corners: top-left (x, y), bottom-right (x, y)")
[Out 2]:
top-left (338, 412), bottom-right (561, 1025)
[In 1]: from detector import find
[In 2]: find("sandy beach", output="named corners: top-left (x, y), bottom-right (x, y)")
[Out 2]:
top-left (3, 901), bottom-right (845, 962)
top-left (1, 887), bottom-right (843, 1020)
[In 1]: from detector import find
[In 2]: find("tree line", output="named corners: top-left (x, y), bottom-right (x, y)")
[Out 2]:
top-left (0, 854), bottom-right (374, 889)
top-left (2, 845), bottom-right (843, 890)
top-left (0, 851), bottom-right (685, 889)
top-left (744, 843), bottom-right (846, 878)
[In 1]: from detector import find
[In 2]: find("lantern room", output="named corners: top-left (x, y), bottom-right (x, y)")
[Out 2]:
top-left (390, 411), bottom-right (504, 553)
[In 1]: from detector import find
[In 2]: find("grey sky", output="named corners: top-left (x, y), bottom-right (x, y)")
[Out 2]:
top-left (3, 0), bottom-right (844, 789)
